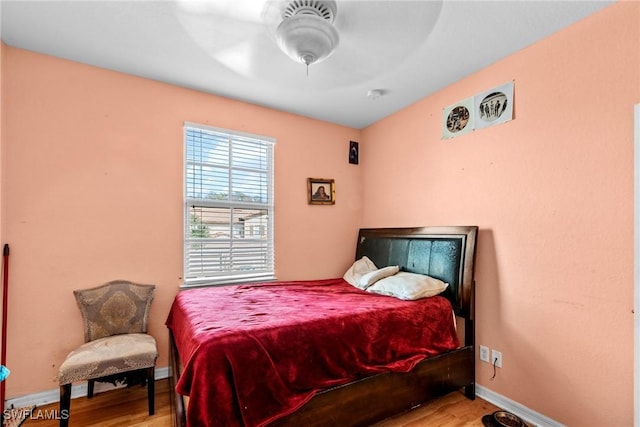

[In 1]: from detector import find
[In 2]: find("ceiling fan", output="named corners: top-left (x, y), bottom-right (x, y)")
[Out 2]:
top-left (272, 0), bottom-right (340, 73)
top-left (173, 0), bottom-right (443, 86)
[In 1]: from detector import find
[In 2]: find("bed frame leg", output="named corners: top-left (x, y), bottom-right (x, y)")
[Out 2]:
top-left (464, 383), bottom-right (476, 400)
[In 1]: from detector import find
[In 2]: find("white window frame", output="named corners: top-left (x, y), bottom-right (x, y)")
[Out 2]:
top-left (183, 122), bottom-right (275, 288)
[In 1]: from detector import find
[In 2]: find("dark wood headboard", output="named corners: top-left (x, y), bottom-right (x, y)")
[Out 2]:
top-left (355, 226), bottom-right (478, 319)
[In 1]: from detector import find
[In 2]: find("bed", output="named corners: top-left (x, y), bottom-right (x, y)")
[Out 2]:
top-left (166, 226), bottom-right (478, 427)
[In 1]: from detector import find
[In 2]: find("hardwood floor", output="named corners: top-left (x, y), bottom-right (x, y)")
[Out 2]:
top-left (372, 392), bottom-right (501, 427)
top-left (21, 380), bottom-right (172, 427)
top-left (20, 379), bottom-right (500, 426)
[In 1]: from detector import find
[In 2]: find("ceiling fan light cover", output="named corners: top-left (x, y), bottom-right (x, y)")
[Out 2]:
top-left (276, 14), bottom-right (340, 66)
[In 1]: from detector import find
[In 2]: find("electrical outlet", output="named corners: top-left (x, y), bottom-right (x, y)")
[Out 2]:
top-left (492, 349), bottom-right (503, 368)
top-left (479, 345), bottom-right (489, 362)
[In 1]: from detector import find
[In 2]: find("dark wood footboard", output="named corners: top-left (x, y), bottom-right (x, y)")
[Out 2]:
top-left (272, 346), bottom-right (474, 427)
top-left (168, 330), bottom-right (474, 427)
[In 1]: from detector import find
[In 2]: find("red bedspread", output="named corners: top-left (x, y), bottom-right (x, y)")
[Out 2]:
top-left (165, 278), bottom-right (459, 427)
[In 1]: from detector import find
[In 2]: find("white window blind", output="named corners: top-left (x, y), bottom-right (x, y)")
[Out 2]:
top-left (184, 122), bottom-right (275, 287)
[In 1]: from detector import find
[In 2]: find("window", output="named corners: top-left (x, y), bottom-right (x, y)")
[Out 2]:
top-left (184, 122), bottom-right (275, 287)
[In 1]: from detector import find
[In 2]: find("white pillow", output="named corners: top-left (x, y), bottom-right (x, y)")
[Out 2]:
top-left (366, 272), bottom-right (449, 300)
top-left (358, 265), bottom-right (400, 289)
top-left (343, 256), bottom-right (378, 288)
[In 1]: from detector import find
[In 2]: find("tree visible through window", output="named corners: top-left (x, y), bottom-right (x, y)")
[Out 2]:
top-left (183, 123), bottom-right (275, 287)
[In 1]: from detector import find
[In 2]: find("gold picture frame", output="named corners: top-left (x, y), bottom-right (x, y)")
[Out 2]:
top-left (307, 178), bottom-right (335, 205)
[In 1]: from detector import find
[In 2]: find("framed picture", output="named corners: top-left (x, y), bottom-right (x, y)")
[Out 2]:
top-left (349, 141), bottom-right (359, 164)
top-left (307, 178), bottom-right (335, 205)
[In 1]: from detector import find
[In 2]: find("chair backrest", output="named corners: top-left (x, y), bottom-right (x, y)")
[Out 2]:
top-left (74, 280), bottom-right (156, 342)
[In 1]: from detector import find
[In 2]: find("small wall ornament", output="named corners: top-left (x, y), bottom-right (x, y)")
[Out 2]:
top-left (442, 97), bottom-right (474, 139)
top-left (474, 81), bottom-right (514, 129)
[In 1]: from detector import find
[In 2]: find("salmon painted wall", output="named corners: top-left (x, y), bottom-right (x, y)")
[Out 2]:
top-left (0, 9), bottom-right (3, 253)
top-left (361, 3), bottom-right (638, 426)
top-left (1, 47), bottom-right (362, 397)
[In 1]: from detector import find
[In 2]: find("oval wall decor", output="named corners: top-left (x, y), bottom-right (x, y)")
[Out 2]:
top-left (478, 91), bottom-right (508, 122)
top-left (447, 106), bottom-right (471, 133)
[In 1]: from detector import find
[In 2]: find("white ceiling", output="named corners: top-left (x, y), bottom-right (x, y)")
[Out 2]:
top-left (0, 0), bottom-right (613, 129)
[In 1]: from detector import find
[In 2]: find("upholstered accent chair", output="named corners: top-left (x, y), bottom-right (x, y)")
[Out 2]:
top-left (58, 280), bottom-right (158, 427)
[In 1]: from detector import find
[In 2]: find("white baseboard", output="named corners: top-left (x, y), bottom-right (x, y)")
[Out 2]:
top-left (476, 384), bottom-right (565, 427)
top-left (5, 366), bottom-right (170, 409)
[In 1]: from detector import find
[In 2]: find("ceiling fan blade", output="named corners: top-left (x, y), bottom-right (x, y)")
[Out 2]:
top-left (173, 0), bottom-right (287, 76)
top-left (329, 1), bottom-right (443, 82)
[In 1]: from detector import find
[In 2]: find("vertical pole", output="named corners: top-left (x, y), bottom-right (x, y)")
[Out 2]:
top-left (1, 244), bottom-right (10, 419)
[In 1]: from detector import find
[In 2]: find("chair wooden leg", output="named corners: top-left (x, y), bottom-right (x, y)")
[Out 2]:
top-left (147, 367), bottom-right (155, 415)
top-left (59, 384), bottom-right (71, 427)
top-left (87, 379), bottom-right (95, 398)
